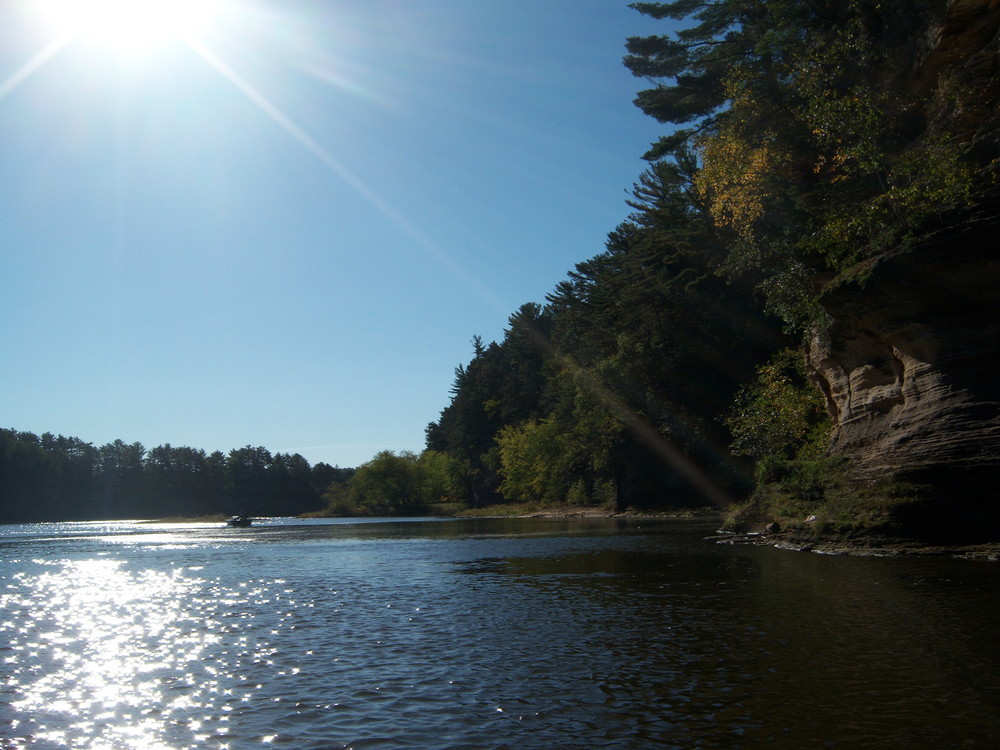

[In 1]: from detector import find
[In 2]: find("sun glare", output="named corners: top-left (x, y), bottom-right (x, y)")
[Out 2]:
top-left (37, 0), bottom-right (224, 55)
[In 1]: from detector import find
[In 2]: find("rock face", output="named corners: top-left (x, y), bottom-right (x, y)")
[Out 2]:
top-left (919, 0), bottom-right (1000, 160)
top-left (807, 222), bottom-right (1000, 538)
top-left (808, 221), bottom-right (1000, 483)
top-left (805, 0), bottom-right (1000, 539)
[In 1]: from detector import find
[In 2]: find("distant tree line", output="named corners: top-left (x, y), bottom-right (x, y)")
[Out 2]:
top-left (0, 429), bottom-right (353, 522)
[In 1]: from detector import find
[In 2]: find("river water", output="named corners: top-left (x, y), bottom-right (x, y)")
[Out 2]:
top-left (1, 516), bottom-right (998, 749)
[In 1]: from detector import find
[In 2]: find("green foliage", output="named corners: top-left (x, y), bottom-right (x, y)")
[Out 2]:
top-left (496, 418), bottom-right (567, 504)
top-left (417, 450), bottom-right (466, 506)
top-left (429, 148), bottom-right (784, 511)
top-left (426, 305), bottom-right (555, 505)
top-left (724, 455), bottom-right (922, 534)
top-left (726, 349), bottom-right (830, 461)
top-left (322, 450), bottom-right (464, 516)
top-left (426, 1), bottom-right (989, 523)
top-left (628, 0), bottom-right (979, 330)
top-left (624, 0), bottom-right (753, 158)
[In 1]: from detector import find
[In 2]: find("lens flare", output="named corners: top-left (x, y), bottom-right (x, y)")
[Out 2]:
top-left (37, 0), bottom-right (224, 55)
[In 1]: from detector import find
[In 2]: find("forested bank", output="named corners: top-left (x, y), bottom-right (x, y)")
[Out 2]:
top-left (0, 429), bottom-right (351, 522)
top-left (421, 0), bottom-right (1000, 537)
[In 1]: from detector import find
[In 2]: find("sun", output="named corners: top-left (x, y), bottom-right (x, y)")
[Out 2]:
top-left (36, 0), bottom-right (225, 56)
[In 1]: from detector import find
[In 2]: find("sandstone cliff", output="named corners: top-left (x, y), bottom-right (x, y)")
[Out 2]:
top-left (805, 0), bottom-right (1000, 540)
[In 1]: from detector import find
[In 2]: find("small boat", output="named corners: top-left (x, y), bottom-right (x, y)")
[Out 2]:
top-left (226, 513), bottom-right (253, 527)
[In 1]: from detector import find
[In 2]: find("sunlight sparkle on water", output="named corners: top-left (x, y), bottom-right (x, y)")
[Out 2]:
top-left (2, 558), bottom-right (224, 749)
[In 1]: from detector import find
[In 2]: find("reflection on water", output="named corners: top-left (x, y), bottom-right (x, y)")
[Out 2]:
top-left (1, 517), bottom-right (998, 749)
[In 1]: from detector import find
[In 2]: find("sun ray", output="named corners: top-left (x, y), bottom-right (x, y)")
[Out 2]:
top-left (185, 37), bottom-right (509, 313)
top-left (0, 34), bottom-right (71, 102)
top-left (4, 1), bottom-right (506, 315)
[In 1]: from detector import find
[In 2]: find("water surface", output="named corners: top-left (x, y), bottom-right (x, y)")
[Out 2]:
top-left (1, 516), bottom-right (998, 748)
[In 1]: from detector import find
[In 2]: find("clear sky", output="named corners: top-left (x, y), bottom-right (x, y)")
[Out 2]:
top-left (0, 0), bottom-right (667, 468)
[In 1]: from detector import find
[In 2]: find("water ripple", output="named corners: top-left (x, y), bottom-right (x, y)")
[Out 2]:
top-left (1, 519), bottom-right (999, 748)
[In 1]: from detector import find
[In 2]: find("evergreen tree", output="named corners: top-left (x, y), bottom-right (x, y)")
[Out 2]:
top-left (625, 0), bottom-right (976, 327)
top-left (0, 429), bottom-right (333, 521)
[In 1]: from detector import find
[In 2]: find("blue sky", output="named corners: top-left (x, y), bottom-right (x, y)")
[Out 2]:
top-left (0, 0), bottom-right (667, 468)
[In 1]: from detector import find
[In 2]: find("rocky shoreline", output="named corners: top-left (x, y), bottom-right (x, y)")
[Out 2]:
top-left (464, 505), bottom-right (1000, 560)
top-left (455, 502), bottom-right (725, 519)
top-left (711, 529), bottom-right (1000, 561)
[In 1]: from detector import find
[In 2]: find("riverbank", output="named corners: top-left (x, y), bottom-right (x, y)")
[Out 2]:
top-left (139, 507), bottom-right (999, 560)
top-left (453, 503), bottom-right (721, 520)
top-left (713, 528), bottom-right (1000, 561)
top-left (454, 504), bottom-right (1000, 560)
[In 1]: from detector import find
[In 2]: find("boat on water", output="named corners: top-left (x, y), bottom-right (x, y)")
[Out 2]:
top-left (226, 513), bottom-right (253, 527)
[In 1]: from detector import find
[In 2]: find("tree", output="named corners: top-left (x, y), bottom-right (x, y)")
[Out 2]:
top-left (268, 452), bottom-right (322, 516)
top-left (726, 349), bottom-right (829, 461)
top-left (427, 311), bottom-right (554, 506)
top-left (424, 0), bottom-right (990, 514)
top-left (496, 418), bottom-right (567, 504)
top-left (625, 1), bottom-right (975, 328)
top-left (97, 440), bottom-right (146, 517)
top-left (0, 429), bottom-right (336, 521)
top-left (325, 451), bottom-right (425, 516)
top-left (226, 446), bottom-right (273, 514)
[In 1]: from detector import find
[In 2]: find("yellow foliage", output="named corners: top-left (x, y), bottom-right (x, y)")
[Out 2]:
top-left (694, 126), bottom-right (787, 239)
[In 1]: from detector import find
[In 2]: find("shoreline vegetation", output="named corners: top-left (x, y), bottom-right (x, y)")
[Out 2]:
top-left (139, 506), bottom-right (1000, 560)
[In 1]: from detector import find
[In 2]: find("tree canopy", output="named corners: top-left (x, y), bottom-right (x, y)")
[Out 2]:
top-left (427, 154), bottom-right (784, 510)
top-left (626, 0), bottom-right (981, 326)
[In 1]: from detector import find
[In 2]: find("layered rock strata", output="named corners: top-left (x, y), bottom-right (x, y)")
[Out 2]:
top-left (808, 221), bottom-right (1000, 489)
